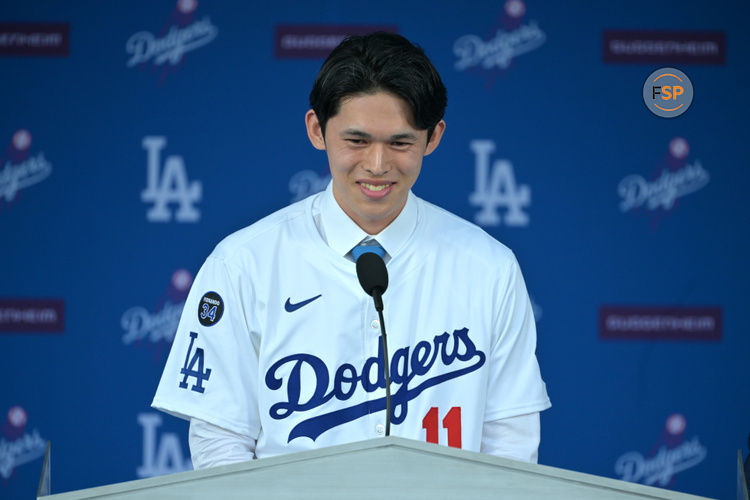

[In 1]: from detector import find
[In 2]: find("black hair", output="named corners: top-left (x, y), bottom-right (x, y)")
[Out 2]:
top-left (309, 32), bottom-right (447, 142)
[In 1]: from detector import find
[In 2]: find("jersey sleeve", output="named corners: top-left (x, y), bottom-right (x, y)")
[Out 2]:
top-left (152, 254), bottom-right (261, 438)
top-left (484, 255), bottom-right (551, 422)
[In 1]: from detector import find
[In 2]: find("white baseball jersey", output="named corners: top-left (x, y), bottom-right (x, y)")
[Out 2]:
top-left (152, 184), bottom-right (550, 458)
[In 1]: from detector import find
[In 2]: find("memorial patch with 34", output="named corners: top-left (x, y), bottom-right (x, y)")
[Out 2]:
top-left (198, 291), bottom-right (224, 326)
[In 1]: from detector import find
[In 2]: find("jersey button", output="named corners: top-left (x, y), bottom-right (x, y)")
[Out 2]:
top-left (370, 319), bottom-right (380, 330)
top-left (375, 424), bottom-right (385, 435)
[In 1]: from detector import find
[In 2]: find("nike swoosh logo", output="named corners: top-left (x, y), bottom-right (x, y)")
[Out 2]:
top-left (285, 294), bottom-right (322, 312)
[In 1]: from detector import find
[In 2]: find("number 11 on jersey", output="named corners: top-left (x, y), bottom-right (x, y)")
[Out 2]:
top-left (422, 406), bottom-right (462, 448)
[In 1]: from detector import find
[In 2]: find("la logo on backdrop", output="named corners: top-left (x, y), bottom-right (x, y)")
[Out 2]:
top-left (125, 0), bottom-right (218, 83)
top-left (468, 139), bottom-right (531, 228)
top-left (617, 137), bottom-right (709, 227)
top-left (136, 413), bottom-right (191, 478)
top-left (452, 0), bottom-right (546, 76)
top-left (0, 406), bottom-right (47, 483)
top-left (0, 129), bottom-right (52, 209)
top-left (141, 136), bottom-right (202, 223)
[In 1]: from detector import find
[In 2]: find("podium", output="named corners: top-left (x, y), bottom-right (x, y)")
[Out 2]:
top-left (39, 437), bottom-right (711, 499)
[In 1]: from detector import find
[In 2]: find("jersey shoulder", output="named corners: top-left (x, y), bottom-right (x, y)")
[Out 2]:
top-left (417, 197), bottom-right (517, 267)
top-left (209, 196), bottom-right (311, 265)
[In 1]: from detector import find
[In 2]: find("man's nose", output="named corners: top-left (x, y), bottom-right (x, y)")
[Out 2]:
top-left (364, 144), bottom-right (389, 175)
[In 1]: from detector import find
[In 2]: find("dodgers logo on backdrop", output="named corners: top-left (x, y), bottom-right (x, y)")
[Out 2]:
top-left (618, 137), bottom-right (709, 219)
top-left (136, 412), bottom-right (191, 478)
top-left (289, 169), bottom-right (330, 203)
top-left (121, 269), bottom-right (192, 348)
top-left (141, 136), bottom-right (202, 223)
top-left (125, 0), bottom-right (218, 77)
top-left (0, 406), bottom-right (47, 481)
top-left (265, 327), bottom-right (485, 442)
top-left (615, 413), bottom-right (706, 487)
top-left (0, 129), bottom-right (53, 206)
top-left (469, 140), bottom-right (531, 227)
top-left (453, 0), bottom-right (546, 73)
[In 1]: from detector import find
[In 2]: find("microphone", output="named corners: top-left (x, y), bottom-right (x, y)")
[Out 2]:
top-left (355, 252), bottom-right (388, 310)
top-left (355, 252), bottom-right (392, 436)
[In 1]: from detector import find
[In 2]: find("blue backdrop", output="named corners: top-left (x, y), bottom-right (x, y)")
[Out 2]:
top-left (2, 1), bottom-right (748, 499)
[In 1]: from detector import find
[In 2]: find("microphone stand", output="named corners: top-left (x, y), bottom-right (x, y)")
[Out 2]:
top-left (372, 288), bottom-right (391, 436)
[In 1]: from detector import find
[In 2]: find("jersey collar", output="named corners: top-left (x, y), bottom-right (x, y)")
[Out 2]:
top-left (319, 181), bottom-right (418, 260)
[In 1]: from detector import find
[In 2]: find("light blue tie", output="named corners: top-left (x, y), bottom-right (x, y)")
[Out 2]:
top-left (351, 242), bottom-right (386, 262)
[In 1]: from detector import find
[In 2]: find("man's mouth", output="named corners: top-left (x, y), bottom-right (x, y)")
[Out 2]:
top-left (360, 182), bottom-right (390, 192)
top-left (358, 181), bottom-right (394, 198)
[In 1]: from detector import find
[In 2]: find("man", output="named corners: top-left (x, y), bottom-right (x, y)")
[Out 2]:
top-left (152, 32), bottom-right (550, 469)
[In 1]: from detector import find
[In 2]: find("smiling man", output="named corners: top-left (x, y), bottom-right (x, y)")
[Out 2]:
top-left (152, 32), bottom-right (550, 469)
top-left (305, 91), bottom-right (443, 235)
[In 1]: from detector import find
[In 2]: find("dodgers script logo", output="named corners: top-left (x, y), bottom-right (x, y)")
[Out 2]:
top-left (615, 413), bottom-right (707, 487)
top-left (126, 0), bottom-right (218, 77)
top-left (121, 269), bottom-right (192, 350)
top-left (0, 406), bottom-right (47, 481)
top-left (0, 129), bottom-right (52, 206)
top-left (453, 0), bottom-right (546, 73)
top-left (141, 136), bottom-right (202, 223)
top-left (469, 140), bottom-right (531, 227)
top-left (265, 328), bottom-right (485, 442)
top-left (289, 169), bottom-right (330, 203)
top-left (618, 137), bottom-right (709, 223)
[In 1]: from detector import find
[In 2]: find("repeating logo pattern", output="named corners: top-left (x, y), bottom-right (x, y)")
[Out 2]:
top-left (603, 30), bottom-right (726, 65)
top-left (469, 140), bottom-right (531, 227)
top-left (0, 130), bottom-right (52, 207)
top-left (453, 0), bottom-right (545, 73)
top-left (0, 406), bottom-right (46, 481)
top-left (136, 413), bottom-right (191, 478)
top-left (121, 269), bottom-right (192, 348)
top-left (126, 0), bottom-right (218, 81)
top-left (289, 169), bottom-right (330, 203)
top-left (615, 414), bottom-right (707, 487)
top-left (0, 298), bottom-right (64, 333)
top-left (141, 136), bottom-right (202, 223)
top-left (0, 22), bottom-right (70, 57)
top-left (618, 137), bottom-right (709, 221)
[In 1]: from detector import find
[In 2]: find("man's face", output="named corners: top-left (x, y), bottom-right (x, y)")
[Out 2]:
top-left (306, 91), bottom-right (445, 234)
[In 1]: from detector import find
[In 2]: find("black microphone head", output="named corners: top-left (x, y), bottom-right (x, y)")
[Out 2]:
top-left (355, 252), bottom-right (388, 297)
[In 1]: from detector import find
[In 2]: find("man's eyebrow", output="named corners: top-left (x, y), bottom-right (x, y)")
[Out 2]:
top-left (341, 129), bottom-right (372, 139)
top-left (390, 132), bottom-right (418, 141)
top-left (340, 129), bottom-right (418, 141)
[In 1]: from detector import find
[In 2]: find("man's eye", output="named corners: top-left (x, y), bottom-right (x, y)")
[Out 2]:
top-left (346, 139), bottom-right (364, 145)
top-left (392, 142), bottom-right (410, 147)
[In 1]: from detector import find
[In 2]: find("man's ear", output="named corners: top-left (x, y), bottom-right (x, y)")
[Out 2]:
top-left (424, 120), bottom-right (446, 156)
top-left (305, 110), bottom-right (326, 150)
